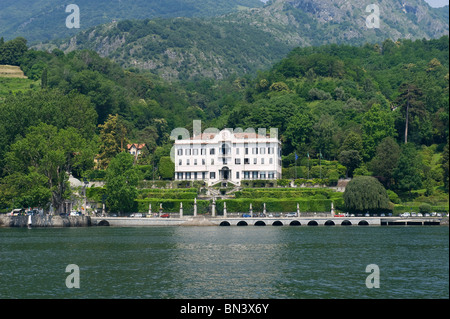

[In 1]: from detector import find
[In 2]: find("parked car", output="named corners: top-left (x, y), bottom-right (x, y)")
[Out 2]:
top-left (241, 213), bottom-right (251, 217)
top-left (285, 212), bottom-right (297, 217)
top-left (70, 211), bottom-right (81, 216)
top-left (160, 213), bottom-right (170, 218)
top-left (10, 209), bottom-right (25, 216)
top-left (130, 213), bottom-right (143, 218)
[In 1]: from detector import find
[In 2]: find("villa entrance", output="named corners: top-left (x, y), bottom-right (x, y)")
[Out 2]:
top-left (220, 166), bottom-right (231, 180)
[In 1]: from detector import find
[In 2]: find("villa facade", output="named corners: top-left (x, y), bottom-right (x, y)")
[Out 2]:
top-left (174, 129), bottom-right (282, 186)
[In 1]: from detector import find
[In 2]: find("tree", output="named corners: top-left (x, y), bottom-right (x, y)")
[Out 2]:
top-left (369, 137), bottom-right (401, 188)
top-left (0, 90), bottom-right (97, 174)
top-left (105, 152), bottom-right (139, 215)
top-left (338, 150), bottom-right (362, 178)
top-left (4, 123), bottom-right (94, 213)
top-left (395, 83), bottom-right (425, 144)
top-left (393, 143), bottom-right (423, 195)
top-left (340, 131), bottom-right (363, 154)
top-left (98, 114), bottom-right (129, 169)
top-left (362, 103), bottom-right (396, 160)
top-left (442, 139), bottom-right (449, 192)
top-left (41, 68), bottom-right (48, 89)
top-left (0, 169), bottom-right (51, 210)
top-left (0, 37), bottom-right (28, 65)
top-left (158, 156), bottom-right (175, 180)
top-left (343, 176), bottom-right (391, 214)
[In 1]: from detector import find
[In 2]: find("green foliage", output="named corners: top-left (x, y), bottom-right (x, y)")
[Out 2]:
top-left (0, 1), bottom-right (265, 43)
top-left (393, 143), bottom-right (423, 194)
top-left (0, 37), bottom-right (27, 65)
top-left (215, 198), bottom-right (333, 214)
top-left (442, 139), bottom-right (449, 192)
top-left (105, 152), bottom-right (140, 214)
top-left (158, 157), bottom-right (175, 180)
top-left (369, 137), bottom-right (401, 188)
top-left (97, 114), bottom-right (129, 169)
top-left (344, 176), bottom-right (391, 213)
top-left (419, 203), bottom-right (432, 214)
top-left (136, 199), bottom-right (210, 215)
top-left (2, 123), bottom-right (94, 213)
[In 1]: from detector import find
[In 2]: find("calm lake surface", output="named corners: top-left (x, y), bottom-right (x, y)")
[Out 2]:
top-left (0, 226), bottom-right (448, 299)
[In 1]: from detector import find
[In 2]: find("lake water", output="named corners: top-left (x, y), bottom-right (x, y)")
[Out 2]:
top-left (0, 226), bottom-right (448, 299)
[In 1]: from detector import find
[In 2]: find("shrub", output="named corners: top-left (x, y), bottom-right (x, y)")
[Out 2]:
top-left (344, 176), bottom-right (391, 214)
top-left (419, 203), bottom-right (432, 214)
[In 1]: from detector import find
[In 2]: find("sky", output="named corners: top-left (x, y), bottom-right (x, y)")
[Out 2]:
top-left (425, 0), bottom-right (449, 7)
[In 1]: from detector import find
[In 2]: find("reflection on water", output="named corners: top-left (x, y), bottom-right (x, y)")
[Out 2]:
top-left (0, 226), bottom-right (448, 299)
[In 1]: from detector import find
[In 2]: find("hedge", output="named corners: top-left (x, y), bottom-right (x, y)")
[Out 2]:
top-left (393, 205), bottom-right (449, 214)
top-left (136, 199), bottom-right (210, 214)
top-left (135, 198), bottom-right (336, 214)
top-left (215, 199), bottom-right (333, 213)
top-left (138, 188), bottom-right (199, 199)
top-left (235, 188), bottom-right (342, 199)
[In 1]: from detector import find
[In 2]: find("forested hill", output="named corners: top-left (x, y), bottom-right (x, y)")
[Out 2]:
top-left (0, 35), bottom-right (449, 210)
top-left (0, 0), bottom-right (264, 43)
top-left (43, 0), bottom-right (449, 81)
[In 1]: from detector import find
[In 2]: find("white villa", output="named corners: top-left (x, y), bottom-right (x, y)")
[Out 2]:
top-left (174, 129), bottom-right (282, 186)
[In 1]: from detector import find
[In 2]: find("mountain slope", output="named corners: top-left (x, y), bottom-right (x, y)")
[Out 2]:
top-left (46, 0), bottom-right (449, 80)
top-left (0, 0), bottom-right (264, 43)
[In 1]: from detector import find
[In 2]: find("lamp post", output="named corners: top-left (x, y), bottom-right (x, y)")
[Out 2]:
top-left (83, 178), bottom-right (89, 216)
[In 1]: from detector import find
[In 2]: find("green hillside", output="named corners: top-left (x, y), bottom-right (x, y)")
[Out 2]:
top-left (0, 0), bottom-right (264, 43)
top-left (0, 35), bottom-right (448, 213)
top-left (49, 0), bottom-right (449, 80)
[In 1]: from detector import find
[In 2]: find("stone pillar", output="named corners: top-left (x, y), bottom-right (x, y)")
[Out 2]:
top-left (263, 203), bottom-right (266, 215)
top-left (331, 202), bottom-right (334, 216)
top-left (159, 203), bottom-right (163, 216)
top-left (148, 203), bottom-right (152, 215)
top-left (223, 201), bottom-right (227, 218)
top-left (211, 198), bottom-right (216, 217)
top-left (194, 198), bottom-right (197, 217)
top-left (250, 203), bottom-right (253, 218)
top-left (180, 202), bottom-right (183, 218)
top-left (297, 203), bottom-right (300, 217)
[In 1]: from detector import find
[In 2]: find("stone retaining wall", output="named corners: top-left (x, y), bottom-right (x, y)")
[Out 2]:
top-left (0, 215), bottom-right (91, 227)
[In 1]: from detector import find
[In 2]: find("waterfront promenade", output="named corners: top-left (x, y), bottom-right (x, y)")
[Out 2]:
top-left (90, 216), bottom-right (445, 227)
top-left (1, 214), bottom-right (445, 227)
